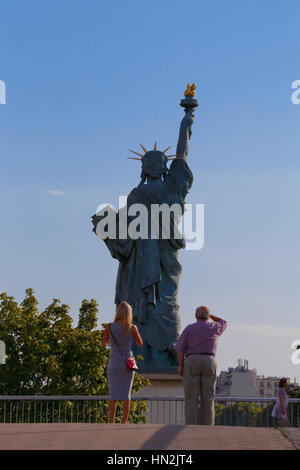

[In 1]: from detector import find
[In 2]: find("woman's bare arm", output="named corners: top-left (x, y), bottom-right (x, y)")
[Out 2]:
top-left (102, 324), bottom-right (110, 348)
top-left (131, 324), bottom-right (143, 346)
top-left (279, 393), bottom-right (286, 415)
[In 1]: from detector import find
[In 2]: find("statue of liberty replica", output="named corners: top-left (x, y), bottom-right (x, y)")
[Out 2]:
top-left (92, 85), bottom-right (198, 373)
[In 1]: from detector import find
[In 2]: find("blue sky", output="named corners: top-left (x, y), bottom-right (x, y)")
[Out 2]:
top-left (0, 0), bottom-right (300, 380)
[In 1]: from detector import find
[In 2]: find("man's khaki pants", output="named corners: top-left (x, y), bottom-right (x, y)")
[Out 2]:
top-left (183, 354), bottom-right (217, 425)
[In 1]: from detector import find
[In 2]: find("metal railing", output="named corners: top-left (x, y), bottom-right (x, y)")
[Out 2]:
top-left (0, 396), bottom-right (299, 427)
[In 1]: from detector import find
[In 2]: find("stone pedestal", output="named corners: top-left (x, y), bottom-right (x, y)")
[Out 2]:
top-left (134, 373), bottom-right (185, 424)
top-left (141, 373), bottom-right (183, 396)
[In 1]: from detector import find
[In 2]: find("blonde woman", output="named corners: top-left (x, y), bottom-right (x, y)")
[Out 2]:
top-left (102, 301), bottom-right (143, 423)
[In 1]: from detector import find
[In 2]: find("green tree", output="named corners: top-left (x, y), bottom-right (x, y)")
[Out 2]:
top-left (215, 402), bottom-right (273, 427)
top-left (287, 386), bottom-right (300, 426)
top-left (0, 289), bottom-right (149, 423)
top-left (288, 386), bottom-right (300, 398)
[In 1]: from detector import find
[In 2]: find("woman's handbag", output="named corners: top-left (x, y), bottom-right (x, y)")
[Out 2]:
top-left (125, 357), bottom-right (138, 371)
top-left (109, 324), bottom-right (138, 371)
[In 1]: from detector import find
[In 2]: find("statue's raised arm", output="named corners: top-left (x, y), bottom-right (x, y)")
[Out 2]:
top-left (176, 83), bottom-right (198, 161)
top-left (176, 110), bottom-right (195, 160)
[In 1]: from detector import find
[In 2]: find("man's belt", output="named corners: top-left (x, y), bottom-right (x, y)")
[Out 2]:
top-left (185, 352), bottom-right (215, 357)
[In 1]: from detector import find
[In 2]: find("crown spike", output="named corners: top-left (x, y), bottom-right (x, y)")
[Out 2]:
top-left (129, 149), bottom-right (144, 157)
top-left (166, 154), bottom-right (182, 158)
top-left (140, 144), bottom-right (148, 154)
top-left (127, 157), bottom-right (142, 161)
top-left (162, 146), bottom-right (172, 154)
top-left (154, 142), bottom-right (157, 151)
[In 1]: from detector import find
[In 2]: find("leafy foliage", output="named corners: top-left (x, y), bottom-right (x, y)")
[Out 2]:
top-left (215, 401), bottom-right (274, 427)
top-left (0, 289), bottom-right (149, 423)
top-left (288, 386), bottom-right (300, 398)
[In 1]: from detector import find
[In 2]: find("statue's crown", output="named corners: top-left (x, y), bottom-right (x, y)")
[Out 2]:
top-left (127, 142), bottom-right (180, 161)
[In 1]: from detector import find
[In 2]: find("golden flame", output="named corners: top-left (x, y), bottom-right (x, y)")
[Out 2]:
top-left (184, 83), bottom-right (196, 97)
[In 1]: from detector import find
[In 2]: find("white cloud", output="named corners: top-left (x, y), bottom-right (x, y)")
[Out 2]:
top-left (47, 190), bottom-right (65, 196)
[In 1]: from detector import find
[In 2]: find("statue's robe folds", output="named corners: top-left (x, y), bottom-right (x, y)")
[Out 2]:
top-left (102, 159), bottom-right (193, 368)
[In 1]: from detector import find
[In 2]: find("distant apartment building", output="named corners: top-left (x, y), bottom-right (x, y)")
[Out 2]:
top-left (216, 359), bottom-right (298, 398)
top-left (216, 359), bottom-right (258, 397)
top-left (257, 376), bottom-right (299, 397)
top-left (256, 376), bottom-right (279, 397)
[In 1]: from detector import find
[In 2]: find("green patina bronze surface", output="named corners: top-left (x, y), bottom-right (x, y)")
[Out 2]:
top-left (92, 90), bottom-right (198, 372)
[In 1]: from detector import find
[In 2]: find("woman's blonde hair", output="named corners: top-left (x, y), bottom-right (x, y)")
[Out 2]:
top-left (114, 301), bottom-right (133, 337)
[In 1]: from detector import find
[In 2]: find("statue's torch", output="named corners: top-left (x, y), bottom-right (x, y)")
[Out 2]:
top-left (180, 83), bottom-right (199, 138)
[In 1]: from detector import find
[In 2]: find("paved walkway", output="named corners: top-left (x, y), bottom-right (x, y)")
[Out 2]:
top-left (281, 427), bottom-right (300, 450)
top-left (0, 424), bottom-right (295, 450)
